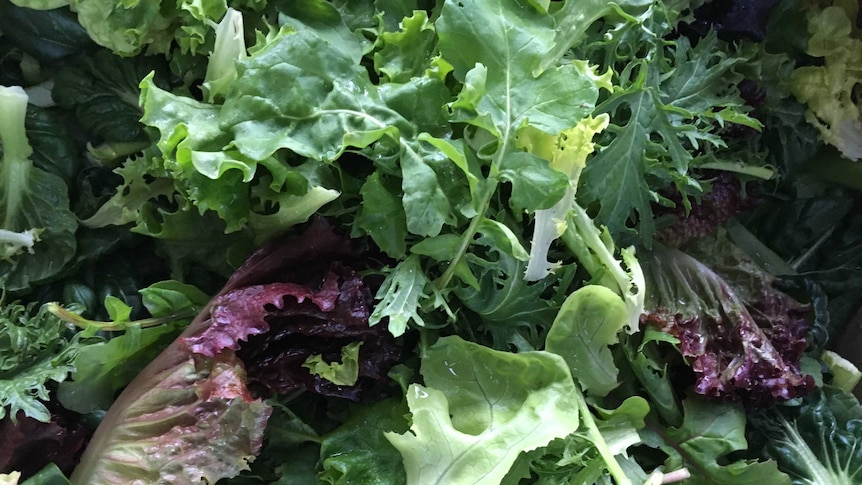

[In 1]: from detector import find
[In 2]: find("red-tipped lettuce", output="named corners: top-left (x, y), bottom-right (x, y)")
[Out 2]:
top-left (641, 245), bottom-right (815, 406)
top-left (70, 218), bottom-right (400, 484)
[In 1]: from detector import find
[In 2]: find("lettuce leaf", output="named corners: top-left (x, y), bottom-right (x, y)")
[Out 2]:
top-left (790, 2), bottom-right (862, 160)
top-left (385, 336), bottom-right (580, 485)
top-left (70, 218), bottom-right (400, 483)
top-left (641, 243), bottom-right (815, 405)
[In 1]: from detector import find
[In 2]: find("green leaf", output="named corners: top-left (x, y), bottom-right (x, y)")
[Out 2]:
top-left (438, 0), bottom-right (598, 136)
top-left (139, 280), bottom-right (210, 318)
top-left (650, 397), bottom-right (792, 484)
top-left (539, 0), bottom-right (651, 74)
top-left (454, 241), bottom-right (568, 350)
top-left (385, 336), bottom-right (580, 485)
top-left (623, 327), bottom-right (683, 426)
top-left (400, 141), bottom-right (454, 237)
top-left (0, 301), bottom-right (78, 423)
top-left (52, 50), bottom-right (166, 143)
top-left (498, 151), bottom-right (569, 211)
top-left (374, 10), bottom-right (438, 83)
top-left (24, 106), bottom-right (81, 185)
top-left (369, 255), bottom-right (429, 337)
top-left (545, 285), bottom-right (628, 397)
top-left (57, 323), bottom-right (181, 414)
top-left (581, 29), bottom-right (757, 241)
top-left (103, 295), bottom-right (132, 323)
top-left (19, 463), bottom-right (71, 485)
top-left (320, 399), bottom-right (409, 485)
top-left (355, 172), bottom-right (408, 258)
top-left (303, 341), bottom-right (363, 386)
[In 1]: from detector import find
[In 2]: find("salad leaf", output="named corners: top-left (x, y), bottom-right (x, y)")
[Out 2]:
top-left (510, 396), bottom-right (650, 484)
top-left (70, 218), bottom-right (400, 483)
top-left (520, 114), bottom-right (610, 282)
top-left (303, 341), bottom-right (363, 387)
top-left (385, 336), bottom-right (580, 485)
top-left (646, 397), bottom-right (792, 484)
top-left (0, 85), bottom-right (77, 291)
top-left (757, 387), bottom-right (862, 485)
top-left (0, 3), bottom-right (94, 63)
top-left (0, 405), bottom-right (88, 480)
top-left (68, 352), bottom-right (271, 485)
top-left (545, 285), bottom-right (629, 397)
top-left (641, 243), bottom-right (815, 405)
top-left (52, 49), bottom-right (170, 144)
top-left (581, 19), bottom-right (761, 240)
top-left (790, 1), bottom-right (862, 160)
top-left (0, 299), bottom-right (79, 423)
top-left (319, 399), bottom-right (408, 485)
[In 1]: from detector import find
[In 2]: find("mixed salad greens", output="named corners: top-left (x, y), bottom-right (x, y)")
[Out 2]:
top-left (1, 0), bottom-right (862, 483)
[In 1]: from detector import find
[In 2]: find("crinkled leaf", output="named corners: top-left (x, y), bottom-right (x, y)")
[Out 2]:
top-left (303, 341), bottom-right (363, 387)
top-left (374, 11), bottom-right (438, 83)
top-left (0, 299), bottom-right (79, 424)
top-left (641, 245), bottom-right (815, 405)
top-left (385, 336), bottom-right (580, 485)
top-left (221, 22), bottom-right (402, 162)
top-left (69, 354), bottom-right (271, 485)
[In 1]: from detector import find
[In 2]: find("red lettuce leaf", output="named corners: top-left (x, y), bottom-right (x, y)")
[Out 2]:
top-left (70, 218), bottom-right (400, 483)
top-left (0, 405), bottom-right (88, 479)
top-left (641, 245), bottom-right (815, 406)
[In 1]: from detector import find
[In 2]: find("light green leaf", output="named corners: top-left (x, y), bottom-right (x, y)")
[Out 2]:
top-left (303, 341), bottom-right (363, 386)
top-left (374, 10), bottom-right (438, 83)
top-left (385, 336), bottom-right (580, 485)
top-left (222, 23), bottom-right (402, 162)
top-left (103, 295), bottom-right (132, 323)
top-left (370, 255), bottom-right (429, 337)
top-left (545, 285), bottom-right (628, 397)
top-left (499, 151), bottom-right (569, 211)
top-left (437, 0), bottom-right (598, 136)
